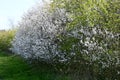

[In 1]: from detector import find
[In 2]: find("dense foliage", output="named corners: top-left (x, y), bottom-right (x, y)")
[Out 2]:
top-left (12, 0), bottom-right (120, 80)
top-left (0, 30), bottom-right (15, 51)
top-left (51, 0), bottom-right (120, 79)
top-left (51, 0), bottom-right (120, 32)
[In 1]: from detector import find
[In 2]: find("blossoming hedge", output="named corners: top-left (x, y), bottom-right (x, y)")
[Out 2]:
top-left (12, 5), bottom-right (68, 62)
top-left (12, 1), bottom-right (120, 79)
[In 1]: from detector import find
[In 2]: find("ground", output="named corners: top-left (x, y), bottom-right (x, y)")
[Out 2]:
top-left (0, 51), bottom-right (70, 80)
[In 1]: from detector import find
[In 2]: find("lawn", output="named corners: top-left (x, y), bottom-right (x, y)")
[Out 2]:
top-left (0, 51), bottom-right (70, 80)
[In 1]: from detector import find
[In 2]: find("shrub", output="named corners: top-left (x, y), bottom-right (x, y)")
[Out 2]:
top-left (12, 1), bottom-right (120, 80)
top-left (0, 30), bottom-right (15, 51)
top-left (12, 5), bottom-right (68, 62)
top-left (51, 0), bottom-right (120, 79)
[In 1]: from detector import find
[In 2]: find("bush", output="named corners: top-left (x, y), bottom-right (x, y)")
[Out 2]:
top-left (12, 5), bottom-right (68, 62)
top-left (12, 1), bottom-right (120, 80)
top-left (51, 0), bottom-right (120, 79)
top-left (0, 30), bottom-right (15, 51)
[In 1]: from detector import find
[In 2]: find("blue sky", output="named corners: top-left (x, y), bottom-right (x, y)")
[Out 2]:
top-left (0, 0), bottom-right (40, 30)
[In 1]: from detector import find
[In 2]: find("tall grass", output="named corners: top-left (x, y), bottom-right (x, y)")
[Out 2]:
top-left (0, 30), bottom-right (15, 51)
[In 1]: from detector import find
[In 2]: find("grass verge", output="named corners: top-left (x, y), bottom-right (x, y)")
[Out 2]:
top-left (0, 51), bottom-right (70, 80)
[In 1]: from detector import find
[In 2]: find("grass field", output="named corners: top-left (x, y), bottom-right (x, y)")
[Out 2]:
top-left (0, 51), bottom-right (70, 80)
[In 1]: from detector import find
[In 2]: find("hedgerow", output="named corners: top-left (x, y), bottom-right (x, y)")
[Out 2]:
top-left (12, 1), bottom-right (120, 80)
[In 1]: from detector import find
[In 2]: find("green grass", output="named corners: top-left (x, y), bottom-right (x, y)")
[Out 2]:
top-left (0, 51), bottom-right (70, 80)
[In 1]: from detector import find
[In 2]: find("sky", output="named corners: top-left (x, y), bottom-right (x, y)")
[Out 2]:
top-left (0, 0), bottom-right (42, 30)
